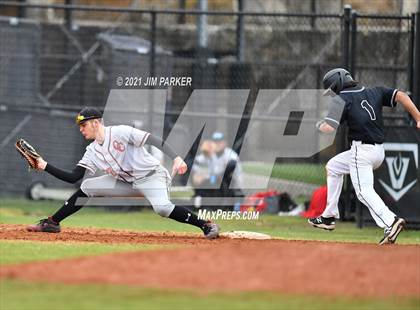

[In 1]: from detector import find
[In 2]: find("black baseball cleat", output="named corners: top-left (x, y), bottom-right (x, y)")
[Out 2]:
top-left (379, 217), bottom-right (405, 245)
top-left (27, 217), bottom-right (61, 233)
top-left (202, 221), bottom-right (220, 239)
top-left (308, 216), bottom-right (336, 230)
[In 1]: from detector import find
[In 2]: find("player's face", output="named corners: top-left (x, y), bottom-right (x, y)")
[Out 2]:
top-left (214, 140), bottom-right (226, 152)
top-left (79, 120), bottom-right (96, 140)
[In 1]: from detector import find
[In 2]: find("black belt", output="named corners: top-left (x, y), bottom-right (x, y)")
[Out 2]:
top-left (144, 170), bottom-right (156, 178)
top-left (361, 141), bottom-right (376, 145)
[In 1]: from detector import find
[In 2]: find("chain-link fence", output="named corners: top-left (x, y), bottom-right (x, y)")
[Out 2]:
top-left (0, 2), bottom-right (417, 201)
top-left (350, 13), bottom-right (414, 121)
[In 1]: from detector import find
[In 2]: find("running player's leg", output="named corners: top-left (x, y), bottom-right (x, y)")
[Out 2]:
top-left (322, 150), bottom-right (351, 219)
top-left (350, 144), bottom-right (396, 228)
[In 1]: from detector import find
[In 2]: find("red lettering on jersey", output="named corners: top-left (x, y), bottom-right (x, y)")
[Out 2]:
top-left (113, 140), bottom-right (125, 152)
top-left (105, 167), bottom-right (117, 177)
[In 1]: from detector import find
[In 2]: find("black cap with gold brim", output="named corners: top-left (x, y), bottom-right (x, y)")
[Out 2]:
top-left (76, 107), bottom-right (103, 124)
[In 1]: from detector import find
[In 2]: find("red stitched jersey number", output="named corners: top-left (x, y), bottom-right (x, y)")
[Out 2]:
top-left (360, 100), bottom-right (376, 121)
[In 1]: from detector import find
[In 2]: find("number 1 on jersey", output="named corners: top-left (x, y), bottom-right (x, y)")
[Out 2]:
top-left (361, 100), bottom-right (376, 121)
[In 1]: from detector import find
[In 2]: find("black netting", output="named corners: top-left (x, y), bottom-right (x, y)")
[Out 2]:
top-left (352, 15), bottom-right (413, 118)
top-left (0, 5), bottom-right (416, 197)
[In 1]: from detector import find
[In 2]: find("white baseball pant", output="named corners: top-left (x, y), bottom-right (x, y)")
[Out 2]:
top-left (322, 141), bottom-right (396, 228)
top-left (80, 165), bottom-right (175, 217)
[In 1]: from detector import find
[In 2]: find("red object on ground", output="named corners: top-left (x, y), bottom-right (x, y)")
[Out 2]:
top-left (302, 185), bottom-right (327, 218)
top-left (240, 190), bottom-right (279, 212)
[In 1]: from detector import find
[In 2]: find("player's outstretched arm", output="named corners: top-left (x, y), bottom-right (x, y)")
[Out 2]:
top-left (36, 158), bottom-right (86, 183)
top-left (395, 91), bottom-right (420, 129)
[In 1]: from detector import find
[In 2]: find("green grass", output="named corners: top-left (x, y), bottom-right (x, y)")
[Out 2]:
top-left (1, 199), bottom-right (419, 244)
top-left (1, 279), bottom-right (418, 310)
top-left (218, 215), bottom-right (420, 244)
top-left (1, 198), bottom-right (419, 310)
top-left (0, 240), bottom-right (167, 265)
top-left (243, 162), bottom-right (326, 185)
top-left (0, 199), bottom-right (200, 233)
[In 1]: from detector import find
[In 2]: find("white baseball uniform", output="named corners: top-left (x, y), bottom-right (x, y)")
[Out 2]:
top-left (77, 125), bottom-right (174, 217)
top-left (321, 86), bottom-right (399, 229)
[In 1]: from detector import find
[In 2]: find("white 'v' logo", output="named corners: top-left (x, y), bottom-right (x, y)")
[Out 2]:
top-left (386, 154), bottom-right (410, 190)
top-left (379, 143), bottom-right (418, 202)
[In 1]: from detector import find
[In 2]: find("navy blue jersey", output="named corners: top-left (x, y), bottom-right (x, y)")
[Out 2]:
top-left (324, 86), bottom-right (398, 144)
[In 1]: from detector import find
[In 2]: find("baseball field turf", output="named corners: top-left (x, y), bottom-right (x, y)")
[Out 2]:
top-left (1, 199), bottom-right (419, 310)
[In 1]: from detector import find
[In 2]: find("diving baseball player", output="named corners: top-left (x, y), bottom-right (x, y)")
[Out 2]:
top-left (27, 107), bottom-right (220, 239)
top-left (308, 68), bottom-right (420, 245)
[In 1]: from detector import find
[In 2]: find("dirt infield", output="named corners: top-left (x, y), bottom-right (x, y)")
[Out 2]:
top-left (0, 224), bottom-right (214, 245)
top-left (1, 224), bottom-right (419, 298)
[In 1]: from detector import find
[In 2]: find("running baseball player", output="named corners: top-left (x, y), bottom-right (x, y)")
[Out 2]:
top-left (27, 107), bottom-right (220, 239)
top-left (308, 68), bottom-right (420, 245)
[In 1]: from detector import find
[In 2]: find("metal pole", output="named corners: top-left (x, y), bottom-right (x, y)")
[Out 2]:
top-left (17, 0), bottom-right (26, 18)
top-left (65, 0), bottom-right (73, 29)
top-left (150, 12), bottom-right (156, 78)
top-left (341, 5), bottom-right (352, 221)
top-left (177, 0), bottom-right (186, 24)
top-left (408, 13), bottom-right (415, 97)
top-left (236, 0), bottom-right (245, 62)
top-left (149, 12), bottom-right (157, 131)
top-left (350, 10), bottom-right (357, 82)
top-left (413, 12), bottom-right (420, 109)
top-left (197, 0), bottom-right (208, 49)
top-left (0, 2), bottom-right (346, 17)
top-left (310, 0), bottom-right (316, 29)
top-left (393, 15), bottom-right (403, 87)
top-left (350, 10), bottom-right (363, 228)
top-left (342, 5), bottom-right (351, 70)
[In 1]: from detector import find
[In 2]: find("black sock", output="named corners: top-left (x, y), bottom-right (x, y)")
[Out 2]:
top-left (51, 189), bottom-right (87, 223)
top-left (168, 206), bottom-right (207, 231)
